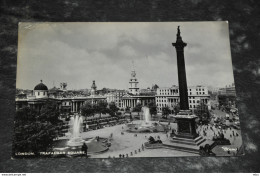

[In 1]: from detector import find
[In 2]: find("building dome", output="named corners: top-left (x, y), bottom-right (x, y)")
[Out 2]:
top-left (34, 80), bottom-right (48, 90)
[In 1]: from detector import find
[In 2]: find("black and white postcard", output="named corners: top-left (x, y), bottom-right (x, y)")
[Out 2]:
top-left (14, 22), bottom-right (243, 158)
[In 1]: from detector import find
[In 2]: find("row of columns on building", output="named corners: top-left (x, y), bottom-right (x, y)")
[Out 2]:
top-left (122, 98), bottom-right (155, 108)
top-left (71, 99), bottom-right (101, 112)
top-left (167, 98), bottom-right (179, 108)
top-left (71, 101), bottom-right (84, 112)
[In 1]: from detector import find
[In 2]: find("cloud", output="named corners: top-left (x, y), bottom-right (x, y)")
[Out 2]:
top-left (17, 22), bottom-right (234, 90)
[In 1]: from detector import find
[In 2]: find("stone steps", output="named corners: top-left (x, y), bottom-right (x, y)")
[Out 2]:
top-left (162, 144), bottom-right (200, 154)
top-left (144, 142), bottom-right (200, 154)
top-left (169, 136), bottom-right (206, 146)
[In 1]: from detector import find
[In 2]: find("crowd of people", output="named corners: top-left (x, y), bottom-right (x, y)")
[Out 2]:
top-left (197, 123), bottom-right (240, 143)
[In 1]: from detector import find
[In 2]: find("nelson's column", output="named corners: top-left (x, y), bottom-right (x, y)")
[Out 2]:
top-left (172, 26), bottom-right (198, 139)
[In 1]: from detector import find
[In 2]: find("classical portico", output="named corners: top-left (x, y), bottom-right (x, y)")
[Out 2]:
top-left (122, 95), bottom-right (155, 109)
top-left (70, 96), bottom-right (106, 113)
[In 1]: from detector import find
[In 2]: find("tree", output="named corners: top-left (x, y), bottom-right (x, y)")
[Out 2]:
top-left (39, 101), bottom-right (62, 124)
top-left (173, 103), bottom-right (180, 115)
top-left (162, 106), bottom-right (171, 119)
top-left (96, 101), bottom-right (108, 118)
top-left (148, 102), bottom-right (157, 117)
top-left (13, 101), bottom-right (61, 156)
top-left (125, 106), bottom-right (130, 112)
top-left (133, 103), bottom-right (142, 116)
top-left (101, 87), bottom-right (110, 95)
top-left (108, 102), bottom-right (119, 117)
top-left (81, 101), bottom-right (95, 117)
top-left (194, 102), bottom-right (210, 122)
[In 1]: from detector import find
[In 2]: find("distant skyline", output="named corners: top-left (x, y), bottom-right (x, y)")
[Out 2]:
top-left (17, 22), bottom-right (235, 90)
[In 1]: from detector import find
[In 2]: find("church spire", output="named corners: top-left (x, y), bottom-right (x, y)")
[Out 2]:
top-left (131, 60), bottom-right (136, 78)
top-left (129, 61), bottom-right (139, 95)
top-left (131, 60), bottom-right (135, 71)
top-left (91, 80), bottom-right (97, 96)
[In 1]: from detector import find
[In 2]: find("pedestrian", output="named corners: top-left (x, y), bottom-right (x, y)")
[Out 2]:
top-left (139, 149), bottom-right (141, 152)
top-left (119, 154), bottom-right (122, 158)
top-left (122, 154), bottom-right (125, 158)
top-left (131, 152), bottom-right (133, 156)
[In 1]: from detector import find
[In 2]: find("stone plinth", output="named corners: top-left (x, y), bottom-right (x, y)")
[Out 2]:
top-left (174, 110), bottom-right (198, 139)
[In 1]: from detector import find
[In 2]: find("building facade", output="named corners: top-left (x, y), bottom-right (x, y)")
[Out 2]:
top-left (105, 90), bottom-right (127, 108)
top-left (15, 80), bottom-right (106, 113)
top-left (121, 68), bottom-right (156, 110)
top-left (218, 83), bottom-right (236, 96)
top-left (156, 85), bottom-right (210, 113)
top-left (121, 94), bottom-right (156, 110)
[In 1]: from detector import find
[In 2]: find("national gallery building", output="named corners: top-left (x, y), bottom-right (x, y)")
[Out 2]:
top-left (15, 80), bottom-right (106, 113)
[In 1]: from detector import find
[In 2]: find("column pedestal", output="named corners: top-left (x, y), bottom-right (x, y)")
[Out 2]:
top-left (174, 110), bottom-right (198, 139)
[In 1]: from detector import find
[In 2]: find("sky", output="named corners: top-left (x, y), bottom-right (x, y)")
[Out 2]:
top-left (16, 22), bottom-right (235, 90)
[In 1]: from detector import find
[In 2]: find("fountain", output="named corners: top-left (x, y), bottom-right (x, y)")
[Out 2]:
top-left (126, 106), bottom-right (166, 132)
top-left (52, 113), bottom-right (110, 156)
top-left (67, 114), bottom-right (85, 147)
top-left (141, 107), bottom-right (152, 126)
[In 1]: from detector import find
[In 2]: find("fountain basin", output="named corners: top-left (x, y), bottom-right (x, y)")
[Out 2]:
top-left (67, 137), bottom-right (85, 147)
top-left (53, 137), bottom-right (110, 156)
top-left (126, 120), bottom-right (166, 133)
